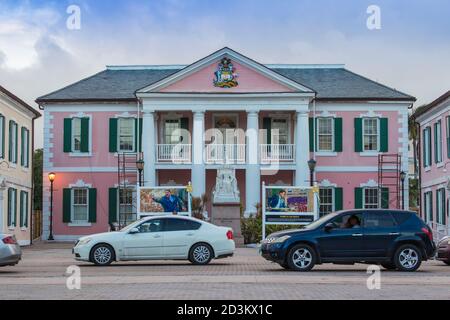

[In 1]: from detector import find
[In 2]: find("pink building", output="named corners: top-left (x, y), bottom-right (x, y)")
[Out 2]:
top-left (413, 91), bottom-right (450, 238)
top-left (36, 48), bottom-right (415, 241)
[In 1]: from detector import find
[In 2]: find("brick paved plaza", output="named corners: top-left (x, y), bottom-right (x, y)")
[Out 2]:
top-left (0, 242), bottom-right (449, 300)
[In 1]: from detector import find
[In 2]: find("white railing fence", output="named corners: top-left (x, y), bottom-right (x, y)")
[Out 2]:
top-left (157, 144), bottom-right (192, 163)
top-left (260, 144), bottom-right (295, 163)
top-left (205, 144), bottom-right (246, 164)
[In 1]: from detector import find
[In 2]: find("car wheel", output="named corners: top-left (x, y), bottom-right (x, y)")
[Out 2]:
top-left (189, 243), bottom-right (213, 265)
top-left (279, 262), bottom-right (291, 270)
top-left (394, 244), bottom-right (422, 272)
top-left (287, 244), bottom-right (316, 272)
top-left (90, 244), bottom-right (114, 266)
top-left (381, 262), bottom-right (397, 270)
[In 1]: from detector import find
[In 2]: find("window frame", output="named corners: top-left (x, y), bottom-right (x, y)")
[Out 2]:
top-left (271, 117), bottom-right (290, 145)
top-left (435, 120), bottom-right (443, 163)
top-left (319, 187), bottom-right (334, 217)
top-left (423, 127), bottom-right (432, 167)
top-left (118, 187), bottom-right (136, 224)
top-left (436, 188), bottom-right (445, 225)
top-left (71, 118), bottom-right (82, 153)
top-left (22, 127), bottom-right (30, 168)
top-left (71, 188), bottom-right (89, 224)
top-left (117, 118), bottom-right (136, 153)
top-left (316, 117), bottom-right (334, 152)
top-left (362, 117), bottom-right (380, 152)
top-left (163, 118), bottom-right (182, 145)
top-left (8, 188), bottom-right (17, 228)
top-left (363, 187), bottom-right (379, 209)
top-left (0, 115), bottom-right (4, 159)
top-left (20, 191), bottom-right (29, 228)
top-left (9, 120), bottom-right (18, 164)
top-left (424, 191), bottom-right (433, 222)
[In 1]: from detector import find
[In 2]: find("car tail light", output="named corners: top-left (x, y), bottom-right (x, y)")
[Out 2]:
top-left (2, 236), bottom-right (17, 245)
top-left (226, 230), bottom-right (234, 240)
top-left (422, 227), bottom-right (433, 242)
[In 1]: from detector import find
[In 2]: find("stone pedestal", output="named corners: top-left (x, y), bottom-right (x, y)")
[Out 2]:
top-left (211, 203), bottom-right (244, 247)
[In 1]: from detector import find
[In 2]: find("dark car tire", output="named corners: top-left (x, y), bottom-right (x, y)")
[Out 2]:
top-left (189, 243), bottom-right (214, 265)
top-left (444, 260), bottom-right (450, 266)
top-left (279, 262), bottom-right (291, 270)
top-left (381, 262), bottom-right (397, 270)
top-left (287, 244), bottom-right (316, 272)
top-left (393, 244), bottom-right (422, 272)
top-left (90, 244), bottom-right (115, 266)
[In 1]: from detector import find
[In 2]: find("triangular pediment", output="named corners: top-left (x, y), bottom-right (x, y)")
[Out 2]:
top-left (136, 47), bottom-right (315, 94)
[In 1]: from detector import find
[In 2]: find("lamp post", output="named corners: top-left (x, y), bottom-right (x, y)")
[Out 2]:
top-left (48, 172), bottom-right (56, 241)
top-left (308, 159), bottom-right (317, 187)
top-left (136, 159), bottom-right (145, 187)
top-left (400, 171), bottom-right (406, 210)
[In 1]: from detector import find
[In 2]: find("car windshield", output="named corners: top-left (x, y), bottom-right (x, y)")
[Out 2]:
top-left (119, 218), bottom-right (148, 232)
top-left (303, 212), bottom-right (340, 230)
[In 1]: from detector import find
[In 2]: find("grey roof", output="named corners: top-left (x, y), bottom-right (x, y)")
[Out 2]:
top-left (36, 66), bottom-right (415, 103)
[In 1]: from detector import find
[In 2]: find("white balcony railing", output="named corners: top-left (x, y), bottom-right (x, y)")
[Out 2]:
top-left (206, 144), bottom-right (246, 164)
top-left (260, 144), bottom-right (295, 163)
top-left (157, 144), bottom-right (192, 163)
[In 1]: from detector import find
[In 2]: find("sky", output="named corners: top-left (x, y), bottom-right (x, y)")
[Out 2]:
top-left (0, 0), bottom-right (449, 149)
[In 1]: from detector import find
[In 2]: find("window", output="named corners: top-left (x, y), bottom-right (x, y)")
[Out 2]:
top-left (423, 127), bottom-right (432, 167)
top-left (364, 188), bottom-right (379, 209)
top-left (72, 188), bottom-right (88, 223)
top-left (271, 118), bottom-right (289, 145)
top-left (319, 188), bottom-right (334, 217)
top-left (8, 188), bottom-right (17, 228)
top-left (20, 191), bottom-right (28, 228)
top-left (317, 118), bottom-right (334, 151)
top-left (437, 188), bottom-right (446, 225)
top-left (364, 212), bottom-right (396, 228)
top-left (72, 118), bottom-right (82, 152)
top-left (21, 127), bottom-right (30, 167)
top-left (363, 118), bottom-right (379, 151)
top-left (424, 191), bottom-right (433, 222)
top-left (137, 219), bottom-right (164, 233)
top-left (446, 116), bottom-right (450, 159)
top-left (434, 120), bottom-right (443, 163)
top-left (164, 119), bottom-right (182, 144)
top-left (329, 213), bottom-right (363, 229)
top-left (9, 120), bottom-right (18, 163)
top-left (0, 115), bottom-right (4, 159)
top-left (118, 118), bottom-right (135, 152)
top-left (119, 188), bottom-right (135, 224)
top-left (165, 218), bottom-right (202, 232)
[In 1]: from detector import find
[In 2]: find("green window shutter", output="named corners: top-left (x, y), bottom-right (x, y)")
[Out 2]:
top-left (0, 116), bottom-right (4, 159)
top-left (109, 118), bottom-right (118, 153)
top-left (263, 118), bottom-right (271, 145)
top-left (423, 129), bottom-right (428, 167)
top-left (24, 192), bottom-right (28, 227)
top-left (63, 189), bottom-right (72, 223)
top-left (19, 191), bottom-right (24, 227)
top-left (380, 118), bottom-right (389, 152)
top-left (20, 127), bottom-right (25, 166)
top-left (14, 123), bottom-right (18, 163)
top-left (135, 118), bottom-right (144, 152)
top-left (334, 187), bottom-right (343, 211)
top-left (109, 188), bottom-right (118, 224)
top-left (381, 187), bottom-right (389, 209)
top-left (63, 118), bottom-right (72, 153)
top-left (180, 117), bottom-right (189, 131)
top-left (334, 118), bottom-right (343, 152)
top-left (309, 118), bottom-right (315, 152)
top-left (354, 188), bottom-right (363, 209)
top-left (80, 118), bottom-right (90, 153)
top-left (447, 117), bottom-right (450, 159)
top-left (88, 188), bottom-right (97, 223)
top-left (7, 188), bottom-right (11, 227)
top-left (354, 118), bottom-right (363, 152)
top-left (434, 123), bottom-right (438, 163)
top-left (8, 121), bottom-right (13, 162)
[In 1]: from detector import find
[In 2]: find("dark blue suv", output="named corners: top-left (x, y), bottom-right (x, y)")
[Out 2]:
top-left (260, 210), bottom-right (436, 272)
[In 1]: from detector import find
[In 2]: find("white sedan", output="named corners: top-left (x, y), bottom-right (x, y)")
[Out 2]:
top-left (73, 216), bottom-right (235, 266)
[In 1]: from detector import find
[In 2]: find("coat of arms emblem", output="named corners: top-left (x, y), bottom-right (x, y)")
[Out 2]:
top-left (214, 58), bottom-right (238, 88)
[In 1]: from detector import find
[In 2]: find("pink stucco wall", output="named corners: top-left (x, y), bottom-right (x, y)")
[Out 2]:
top-left (160, 60), bottom-right (295, 93)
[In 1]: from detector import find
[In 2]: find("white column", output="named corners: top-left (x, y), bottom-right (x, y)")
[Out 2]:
top-left (295, 111), bottom-right (310, 186)
top-left (192, 111), bottom-right (206, 198)
top-left (142, 111), bottom-right (156, 186)
top-left (245, 110), bottom-right (260, 217)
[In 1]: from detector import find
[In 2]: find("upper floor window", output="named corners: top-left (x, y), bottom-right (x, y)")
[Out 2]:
top-left (164, 119), bottom-right (182, 144)
top-left (271, 118), bottom-right (289, 145)
top-left (118, 118), bottom-right (135, 152)
top-left (363, 118), bottom-right (379, 152)
top-left (446, 116), bottom-right (450, 159)
top-left (21, 127), bottom-right (30, 168)
top-left (423, 127), bottom-right (432, 168)
top-left (64, 117), bottom-right (90, 154)
top-left (72, 118), bottom-right (82, 152)
top-left (317, 118), bottom-right (334, 152)
top-left (0, 115), bottom-right (4, 159)
top-left (8, 120), bottom-right (18, 164)
top-left (434, 120), bottom-right (443, 163)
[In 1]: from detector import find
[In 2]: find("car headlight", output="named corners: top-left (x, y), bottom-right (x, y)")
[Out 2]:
top-left (77, 238), bottom-right (92, 246)
top-left (272, 235), bottom-right (291, 243)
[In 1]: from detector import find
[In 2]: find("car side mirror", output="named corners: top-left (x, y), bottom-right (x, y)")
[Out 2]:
top-left (324, 223), bottom-right (334, 232)
top-left (129, 228), bottom-right (140, 234)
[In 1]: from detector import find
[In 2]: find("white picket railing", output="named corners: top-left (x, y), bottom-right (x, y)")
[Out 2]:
top-left (205, 144), bottom-right (246, 164)
top-left (157, 144), bottom-right (192, 163)
top-left (260, 144), bottom-right (295, 163)
top-left (428, 221), bottom-right (450, 243)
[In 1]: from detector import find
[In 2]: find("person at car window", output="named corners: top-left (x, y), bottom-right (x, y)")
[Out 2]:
top-left (153, 190), bottom-right (185, 214)
top-left (269, 190), bottom-right (288, 211)
top-left (345, 215), bottom-right (361, 229)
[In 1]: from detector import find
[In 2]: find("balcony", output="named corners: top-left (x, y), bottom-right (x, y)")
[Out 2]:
top-left (260, 144), bottom-right (295, 163)
top-left (157, 144), bottom-right (192, 163)
top-left (205, 144), bottom-right (246, 164)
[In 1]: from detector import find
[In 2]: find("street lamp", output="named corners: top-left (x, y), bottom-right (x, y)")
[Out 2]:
top-left (48, 172), bottom-right (56, 241)
top-left (400, 171), bottom-right (407, 210)
top-left (308, 159), bottom-right (317, 187)
top-left (136, 159), bottom-right (145, 187)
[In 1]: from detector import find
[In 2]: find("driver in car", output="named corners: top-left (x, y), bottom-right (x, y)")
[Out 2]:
top-left (344, 215), bottom-right (361, 229)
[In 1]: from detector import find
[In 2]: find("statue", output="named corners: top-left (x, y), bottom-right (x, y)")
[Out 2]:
top-left (213, 167), bottom-right (240, 204)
